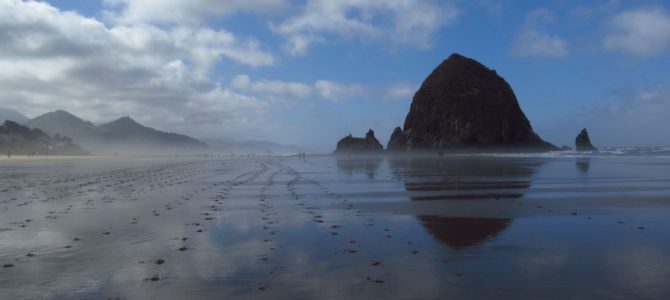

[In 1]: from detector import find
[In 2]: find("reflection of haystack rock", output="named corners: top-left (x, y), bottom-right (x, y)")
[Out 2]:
top-left (388, 156), bottom-right (541, 200)
top-left (388, 53), bottom-right (556, 152)
top-left (419, 216), bottom-right (512, 249)
top-left (575, 128), bottom-right (597, 151)
top-left (335, 129), bottom-right (383, 153)
top-left (576, 158), bottom-right (591, 173)
top-left (335, 155), bottom-right (383, 179)
top-left (387, 156), bottom-right (542, 249)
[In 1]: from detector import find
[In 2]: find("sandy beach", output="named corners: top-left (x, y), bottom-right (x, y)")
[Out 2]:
top-left (1, 154), bottom-right (670, 299)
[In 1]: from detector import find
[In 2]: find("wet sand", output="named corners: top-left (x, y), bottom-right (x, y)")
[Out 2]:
top-left (1, 155), bottom-right (669, 299)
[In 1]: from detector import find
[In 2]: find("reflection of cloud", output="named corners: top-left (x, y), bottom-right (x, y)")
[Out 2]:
top-left (519, 250), bottom-right (569, 274)
top-left (606, 246), bottom-right (670, 298)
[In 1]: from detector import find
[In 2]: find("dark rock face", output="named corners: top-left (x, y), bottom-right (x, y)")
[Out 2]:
top-left (335, 129), bottom-right (383, 153)
top-left (0, 121), bottom-right (89, 155)
top-left (386, 127), bottom-right (404, 151)
top-left (575, 128), bottom-right (597, 151)
top-left (388, 53), bottom-right (556, 152)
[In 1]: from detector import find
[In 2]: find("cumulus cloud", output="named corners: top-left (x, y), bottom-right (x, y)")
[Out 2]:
top-left (103, 0), bottom-right (290, 24)
top-left (314, 80), bottom-right (367, 102)
top-left (576, 81), bottom-right (670, 146)
top-left (231, 75), bottom-right (313, 99)
top-left (270, 0), bottom-right (461, 55)
top-left (231, 75), bottom-right (369, 102)
top-left (0, 0), bottom-right (275, 136)
top-left (512, 9), bottom-right (569, 58)
top-left (384, 83), bottom-right (418, 100)
top-left (604, 6), bottom-right (670, 57)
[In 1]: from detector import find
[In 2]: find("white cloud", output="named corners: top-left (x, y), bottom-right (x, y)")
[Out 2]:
top-left (231, 75), bottom-right (369, 102)
top-left (477, 0), bottom-right (504, 18)
top-left (514, 30), bottom-right (569, 58)
top-left (604, 6), bottom-right (670, 57)
top-left (512, 9), bottom-right (569, 58)
top-left (271, 0), bottom-right (461, 56)
top-left (576, 81), bottom-right (670, 146)
top-left (103, 0), bottom-right (290, 25)
top-left (314, 80), bottom-right (366, 102)
top-left (384, 83), bottom-right (417, 100)
top-left (231, 75), bottom-right (313, 99)
top-left (0, 0), bottom-right (275, 136)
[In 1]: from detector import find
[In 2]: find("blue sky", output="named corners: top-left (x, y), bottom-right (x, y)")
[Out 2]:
top-left (1, 0), bottom-right (670, 150)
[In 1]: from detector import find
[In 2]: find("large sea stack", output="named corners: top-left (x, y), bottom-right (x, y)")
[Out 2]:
top-left (336, 129), bottom-right (383, 153)
top-left (575, 128), bottom-right (597, 151)
top-left (388, 53), bottom-right (556, 152)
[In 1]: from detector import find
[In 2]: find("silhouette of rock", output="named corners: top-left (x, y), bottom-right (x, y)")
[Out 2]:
top-left (386, 127), bottom-right (404, 151)
top-left (335, 129), bottom-right (383, 153)
top-left (388, 53), bottom-right (556, 152)
top-left (575, 128), bottom-right (597, 151)
top-left (419, 216), bottom-right (512, 249)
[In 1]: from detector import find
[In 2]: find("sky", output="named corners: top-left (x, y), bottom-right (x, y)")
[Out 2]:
top-left (1, 0), bottom-right (670, 151)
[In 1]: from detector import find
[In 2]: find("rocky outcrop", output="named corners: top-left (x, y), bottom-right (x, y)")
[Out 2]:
top-left (386, 127), bottom-right (404, 151)
top-left (0, 121), bottom-right (89, 155)
top-left (335, 129), bottom-right (383, 153)
top-left (388, 53), bottom-right (556, 152)
top-left (575, 128), bottom-right (597, 151)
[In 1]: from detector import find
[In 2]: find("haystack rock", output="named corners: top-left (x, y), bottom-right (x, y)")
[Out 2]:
top-left (575, 128), bottom-right (597, 151)
top-left (387, 53), bottom-right (556, 152)
top-left (335, 129), bottom-right (383, 153)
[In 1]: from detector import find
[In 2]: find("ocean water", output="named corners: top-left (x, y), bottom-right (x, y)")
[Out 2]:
top-left (0, 153), bottom-right (669, 299)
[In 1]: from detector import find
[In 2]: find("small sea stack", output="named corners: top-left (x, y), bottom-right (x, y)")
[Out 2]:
top-left (335, 129), bottom-right (383, 153)
top-left (575, 128), bottom-right (597, 151)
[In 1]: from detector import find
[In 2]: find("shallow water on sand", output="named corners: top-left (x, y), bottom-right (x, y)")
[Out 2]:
top-left (1, 155), bottom-right (669, 299)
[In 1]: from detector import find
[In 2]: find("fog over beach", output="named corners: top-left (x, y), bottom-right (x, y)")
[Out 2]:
top-left (2, 0), bottom-right (670, 299)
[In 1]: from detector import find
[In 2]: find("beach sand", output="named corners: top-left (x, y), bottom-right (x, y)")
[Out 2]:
top-left (1, 154), bottom-right (669, 299)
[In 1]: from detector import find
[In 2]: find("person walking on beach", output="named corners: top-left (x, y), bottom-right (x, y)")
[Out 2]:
top-left (7, 150), bottom-right (10, 158)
